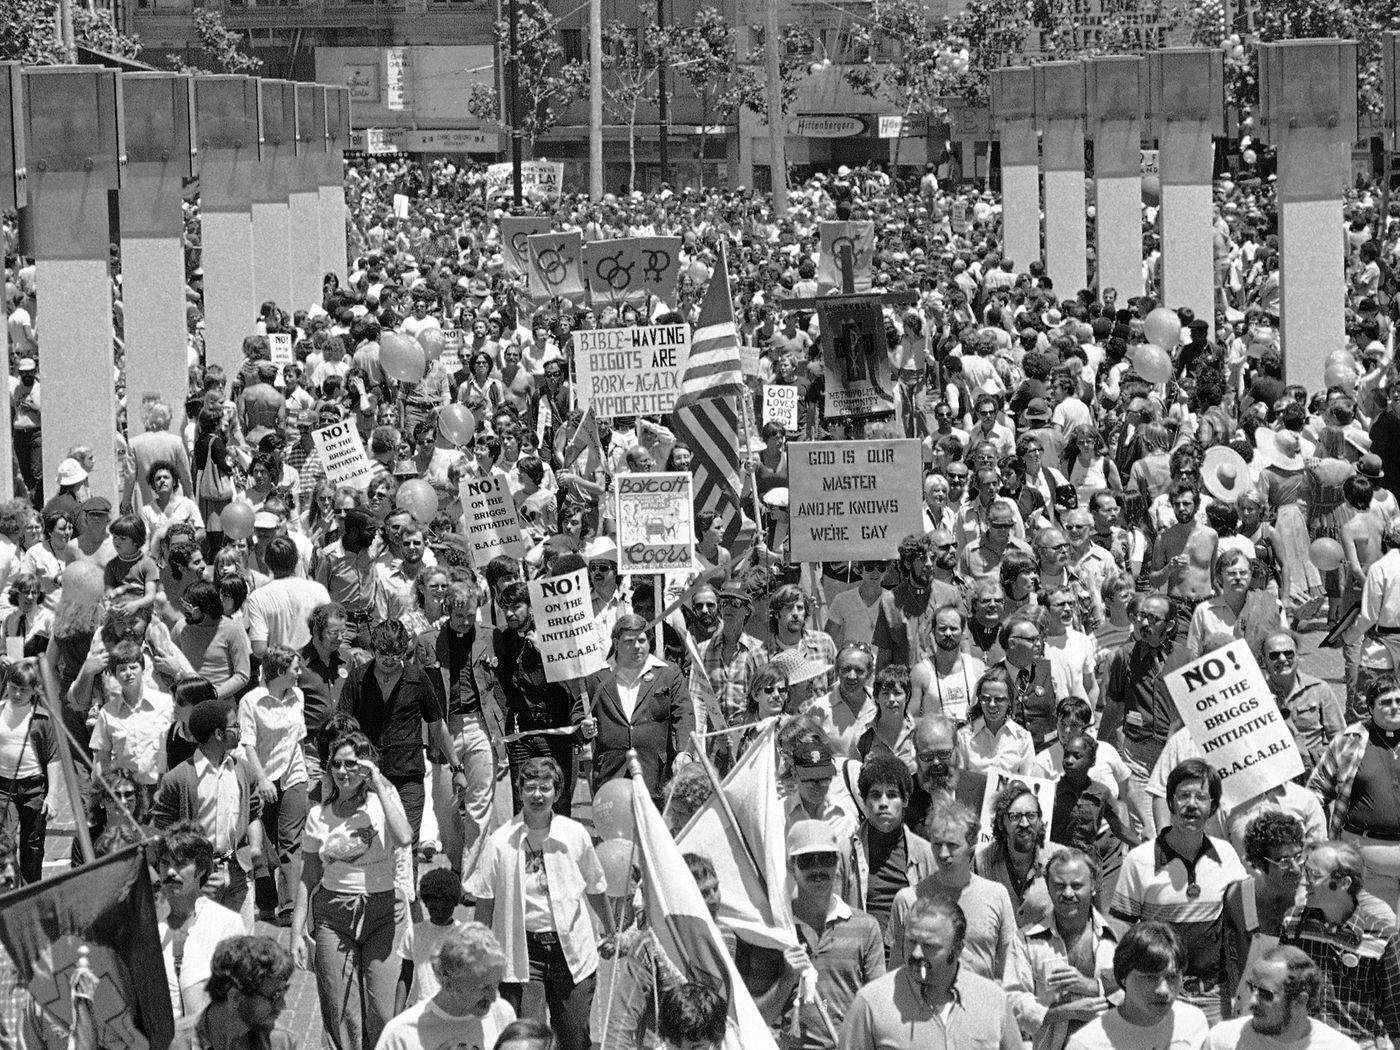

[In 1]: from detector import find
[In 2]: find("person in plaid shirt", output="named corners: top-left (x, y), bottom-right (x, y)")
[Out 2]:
top-left (698, 581), bottom-right (765, 732)
top-left (1280, 841), bottom-right (1400, 1049)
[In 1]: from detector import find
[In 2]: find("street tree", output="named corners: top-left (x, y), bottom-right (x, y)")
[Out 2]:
top-left (670, 5), bottom-right (760, 189)
top-left (168, 10), bottom-right (263, 75)
top-left (493, 0), bottom-right (587, 151)
top-left (601, 18), bottom-right (672, 190)
top-left (0, 0), bottom-right (140, 64)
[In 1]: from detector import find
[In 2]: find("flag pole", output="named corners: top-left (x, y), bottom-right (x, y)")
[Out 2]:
top-left (685, 731), bottom-right (771, 900)
top-left (40, 677), bottom-right (95, 864)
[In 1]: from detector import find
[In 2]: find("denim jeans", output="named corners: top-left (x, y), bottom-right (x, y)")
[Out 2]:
top-left (499, 933), bottom-right (596, 1050)
top-left (258, 781), bottom-right (308, 915)
top-left (311, 887), bottom-right (401, 1050)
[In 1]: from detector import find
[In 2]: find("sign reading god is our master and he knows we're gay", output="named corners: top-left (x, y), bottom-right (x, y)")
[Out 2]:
top-left (788, 439), bottom-right (923, 562)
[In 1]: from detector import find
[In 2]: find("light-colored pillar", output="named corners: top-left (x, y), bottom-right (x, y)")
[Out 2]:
top-left (317, 87), bottom-right (350, 286)
top-left (1148, 48), bottom-right (1224, 340)
top-left (195, 75), bottom-right (261, 382)
top-left (252, 80), bottom-right (296, 313)
top-left (288, 84), bottom-right (323, 315)
top-left (990, 67), bottom-right (1040, 276)
top-left (1035, 61), bottom-right (1087, 294)
top-left (1260, 40), bottom-right (1357, 383)
top-left (1085, 56), bottom-right (1144, 299)
top-left (24, 67), bottom-right (123, 504)
top-left (0, 63), bottom-right (24, 503)
top-left (120, 73), bottom-right (197, 437)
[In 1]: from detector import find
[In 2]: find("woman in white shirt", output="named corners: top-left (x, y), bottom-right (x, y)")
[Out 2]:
top-left (238, 645), bottom-right (308, 925)
top-left (957, 666), bottom-right (1035, 775)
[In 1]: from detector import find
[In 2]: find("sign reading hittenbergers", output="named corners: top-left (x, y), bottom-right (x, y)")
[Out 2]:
top-left (788, 439), bottom-right (923, 561)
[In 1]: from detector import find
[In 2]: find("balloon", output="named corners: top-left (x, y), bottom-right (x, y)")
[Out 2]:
top-left (417, 327), bottom-right (446, 364)
top-left (380, 331), bottom-right (426, 383)
top-left (596, 838), bottom-right (636, 898)
top-left (1130, 343), bottom-right (1173, 384)
top-left (221, 500), bottom-right (256, 541)
top-left (687, 259), bottom-right (709, 284)
top-left (1143, 307), bottom-right (1182, 350)
top-left (591, 779), bottom-right (636, 841)
top-left (439, 404), bottom-right (477, 446)
top-left (1325, 349), bottom-right (1357, 369)
top-left (1243, 149), bottom-right (1258, 166)
top-left (1309, 537), bottom-right (1344, 572)
top-left (1323, 362), bottom-right (1356, 392)
top-left (395, 479), bottom-right (439, 525)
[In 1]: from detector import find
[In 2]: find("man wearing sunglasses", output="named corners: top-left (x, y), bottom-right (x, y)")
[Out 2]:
top-left (1258, 631), bottom-right (1344, 781)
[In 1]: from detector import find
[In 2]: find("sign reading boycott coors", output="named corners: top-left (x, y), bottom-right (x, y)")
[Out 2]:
top-left (528, 567), bottom-right (607, 682)
top-left (460, 474), bottom-right (525, 566)
top-left (1164, 639), bottom-right (1303, 811)
top-left (615, 472), bottom-right (694, 574)
top-left (789, 440), bottom-right (923, 561)
top-left (311, 420), bottom-right (373, 489)
top-left (573, 325), bottom-right (692, 418)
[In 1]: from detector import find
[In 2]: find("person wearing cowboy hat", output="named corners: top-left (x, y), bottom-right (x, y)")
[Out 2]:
top-left (696, 581), bottom-right (765, 735)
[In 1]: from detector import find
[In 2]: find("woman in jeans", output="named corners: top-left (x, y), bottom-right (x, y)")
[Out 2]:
top-left (0, 660), bottom-right (57, 883)
top-left (468, 756), bottom-right (615, 1050)
top-left (290, 730), bottom-right (410, 1050)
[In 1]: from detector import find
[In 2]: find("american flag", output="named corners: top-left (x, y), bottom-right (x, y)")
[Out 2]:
top-left (672, 249), bottom-right (746, 544)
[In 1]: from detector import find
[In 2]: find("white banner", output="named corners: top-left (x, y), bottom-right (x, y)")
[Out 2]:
top-left (460, 474), bottom-right (525, 567)
top-left (486, 160), bottom-right (564, 201)
top-left (977, 767), bottom-right (1058, 848)
top-left (1164, 639), bottom-right (1303, 812)
top-left (573, 324), bottom-right (692, 418)
top-left (616, 472), bottom-right (694, 575)
top-left (528, 567), bottom-right (608, 682)
top-left (311, 420), bottom-right (373, 489)
top-left (762, 385), bottom-right (799, 431)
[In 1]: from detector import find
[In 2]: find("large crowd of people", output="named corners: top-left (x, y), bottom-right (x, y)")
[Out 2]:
top-left (1, 152), bottom-right (1400, 1050)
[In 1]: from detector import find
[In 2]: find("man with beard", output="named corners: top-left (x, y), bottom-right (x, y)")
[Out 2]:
top-left (1112, 759), bottom-right (1246, 1025)
top-left (766, 820), bottom-right (885, 1049)
top-left (910, 604), bottom-right (986, 726)
top-left (492, 579), bottom-right (588, 813)
top-left (974, 782), bottom-right (1053, 926)
top-left (1148, 482), bottom-right (1219, 631)
top-left (171, 936), bottom-right (296, 1050)
top-left (1208, 947), bottom-right (1359, 1050)
top-left (873, 533), bottom-right (959, 670)
top-left (686, 584), bottom-right (722, 647)
top-left (906, 714), bottom-right (987, 833)
top-left (1034, 526), bottom-right (1102, 632)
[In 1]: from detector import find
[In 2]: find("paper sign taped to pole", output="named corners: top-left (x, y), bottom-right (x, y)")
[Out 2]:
top-left (583, 238), bottom-right (647, 306)
top-left (460, 474), bottom-right (525, 567)
top-left (573, 324), bottom-right (692, 418)
top-left (529, 567), bottom-right (608, 682)
top-left (311, 420), bottom-right (373, 489)
top-left (977, 767), bottom-right (1057, 848)
top-left (500, 216), bottom-right (552, 290)
top-left (1164, 639), bottom-right (1303, 812)
top-left (763, 385), bottom-right (799, 431)
top-left (615, 472), bottom-right (694, 575)
top-left (789, 439), bottom-right (923, 562)
top-left (268, 332), bottom-right (294, 385)
top-left (636, 236), bottom-right (683, 303)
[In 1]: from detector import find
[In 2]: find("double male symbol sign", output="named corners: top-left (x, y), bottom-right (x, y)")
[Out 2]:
top-left (593, 250), bottom-right (635, 292)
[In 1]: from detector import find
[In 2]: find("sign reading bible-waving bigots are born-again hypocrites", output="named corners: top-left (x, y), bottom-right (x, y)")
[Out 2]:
top-left (788, 439), bottom-right (923, 561)
top-left (573, 325), bottom-right (692, 418)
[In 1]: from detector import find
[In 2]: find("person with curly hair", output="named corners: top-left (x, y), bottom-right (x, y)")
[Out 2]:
top-left (1222, 811), bottom-right (1307, 1019)
top-left (976, 780), bottom-right (1053, 926)
top-left (170, 935), bottom-right (296, 1050)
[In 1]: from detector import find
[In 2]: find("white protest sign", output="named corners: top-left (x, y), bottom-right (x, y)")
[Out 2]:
top-left (311, 420), bottom-right (373, 489)
top-left (573, 324), bottom-right (692, 418)
top-left (268, 333), bottom-right (294, 386)
top-left (788, 439), bottom-right (924, 561)
top-left (1164, 639), bottom-right (1303, 812)
top-left (392, 192), bottom-right (410, 219)
top-left (616, 472), bottom-right (694, 575)
top-left (528, 567), bottom-right (608, 682)
top-left (977, 767), bottom-right (1058, 848)
top-left (439, 328), bottom-right (464, 374)
top-left (763, 385), bottom-right (799, 431)
top-left (486, 160), bottom-right (564, 201)
top-left (460, 474), bottom-right (525, 567)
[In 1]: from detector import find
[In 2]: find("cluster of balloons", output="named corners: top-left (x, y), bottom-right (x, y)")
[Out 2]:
top-left (380, 327), bottom-right (453, 384)
top-left (1324, 349), bottom-right (1359, 393)
top-left (592, 779), bottom-right (636, 897)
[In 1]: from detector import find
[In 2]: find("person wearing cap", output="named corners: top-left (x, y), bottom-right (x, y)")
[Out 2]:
top-left (786, 734), bottom-right (861, 844)
top-left (757, 818), bottom-right (884, 1050)
top-left (69, 496), bottom-right (117, 570)
top-left (584, 613), bottom-right (689, 804)
top-left (10, 357), bottom-right (41, 501)
top-left (1356, 453), bottom-right (1397, 521)
top-left (697, 581), bottom-right (766, 734)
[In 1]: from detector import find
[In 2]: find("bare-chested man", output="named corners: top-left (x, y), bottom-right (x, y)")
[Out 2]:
top-left (1149, 481), bottom-right (1218, 629)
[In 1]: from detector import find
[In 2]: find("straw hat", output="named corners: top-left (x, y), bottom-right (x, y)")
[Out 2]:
top-left (1201, 446), bottom-right (1251, 502)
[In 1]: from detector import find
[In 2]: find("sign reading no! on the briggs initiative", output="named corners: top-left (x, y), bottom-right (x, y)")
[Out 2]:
top-left (788, 439), bottom-right (923, 562)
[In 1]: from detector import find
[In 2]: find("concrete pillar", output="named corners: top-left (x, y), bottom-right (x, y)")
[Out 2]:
top-left (195, 75), bottom-right (261, 382)
top-left (1034, 61), bottom-right (1087, 294)
top-left (120, 73), bottom-right (197, 437)
top-left (0, 63), bottom-right (25, 502)
top-left (1260, 40), bottom-right (1358, 384)
top-left (288, 84), bottom-right (324, 315)
top-left (1148, 48), bottom-right (1224, 340)
top-left (252, 80), bottom-right (295, 313)
top-left (317, 87), bottom-right (350, 287)
top-left (23, 67), bottom-right (123, 504)
top-left (990, 67), bottom-right (1040, 276)
top-left (1085, 56), bottom-right (1145, 299)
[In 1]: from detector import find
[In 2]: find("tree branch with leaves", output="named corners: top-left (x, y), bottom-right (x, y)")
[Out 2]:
top-left (495, 0), bottom-right (587, 150)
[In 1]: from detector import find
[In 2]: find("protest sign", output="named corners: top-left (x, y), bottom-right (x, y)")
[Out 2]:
top-left (583, 238), bottom-right (646, 306)
top-left (500, 216), bottom-right (551, 291)
top-left (616, 472), bottom-right (694, 575)
top-left (268, 332), bottom-right (294, 385)
top-left (637, 236), bottom-right (683, 302)
top-left (763, 385), bottom-right (799, 431)
top-left (439, 327), bottom-right (464, 374)
top-left (977, 768), bottom-right (1058, 848)
top-left (460, 474), bottom-right (525, 566)
top-left (528, 567), bottom-right (608, 682)
top-left (789, 439), bottom-right (922, 561)
top-left (527, 230), bottom-right (585, 299)
top-left (1164, 639), bottom-right (1303, 811)
top-left (818, 299), bottom-right (896, 418)
top-left (817, 221), bottom-right (876, 293)
top-left (573, 324), bottom-right (692, 418)
top-left (312, 420), bottom-right (373, 488)
top-left (486, 160), bottom-right (564, 201)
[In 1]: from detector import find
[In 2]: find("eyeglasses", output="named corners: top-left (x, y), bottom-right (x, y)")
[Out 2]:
top-left (589, 564), bottom-right (615, 575)
top-left (1173, 790), bottom-right (1213, 805)
top-left (1264, 853), bottom-right (1304, 872)
top-left (917, 748), bottom-right (955, 764)
top-left (1009, 633), bottom-right (1041, 644)
top-left (1265, 650), bottom-right (1296, 662)
top-left (1301, 866), bottom-right (1337, 886)
top-left (988, 521), bottom-right (1012, 529)
top-left (794, 853), bottom-right (838, 870)
top-left (329, 759), bottom-right (365, 772)
top-left (758, 684), bottom-right (789, 694)
top-left (1042, 542), bottom-right (1070, 552)
top-left (1136, 613), bottom-right (1169, 626)
top-left (1005, 812), bottom-right (1039, 825)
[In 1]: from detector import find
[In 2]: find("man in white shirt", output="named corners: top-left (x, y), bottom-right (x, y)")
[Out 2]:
top-left (376, 923), bottom-right (517, 1050)
top-left (243, 538), bottom-right (331, 657)
top-left (1206, 946), bottom-right (1359, 1050)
